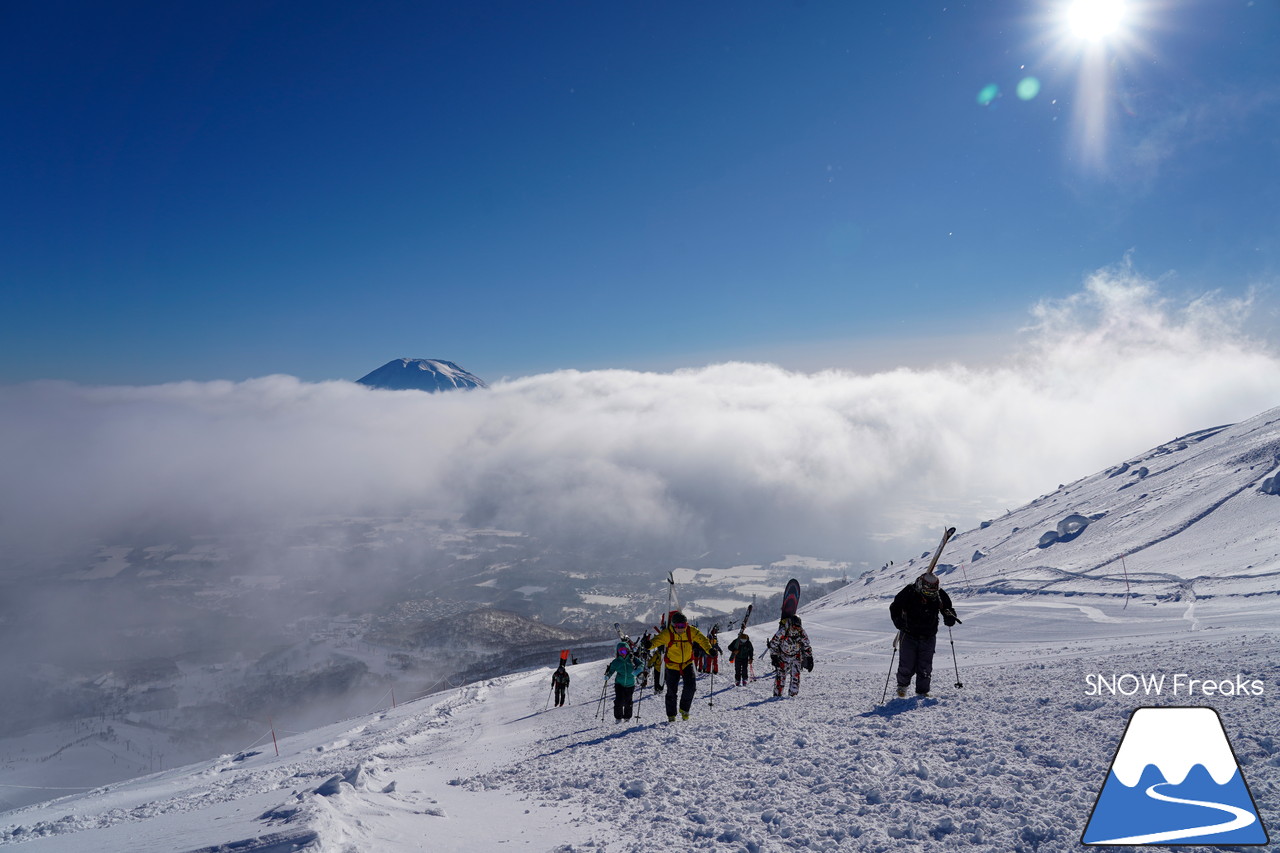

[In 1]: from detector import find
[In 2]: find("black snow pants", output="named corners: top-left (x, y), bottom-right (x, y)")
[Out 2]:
top-left (664, 664), bottom-right (697, 717)
top-left (554, 683), bottom-right (567, 706)
top-left (734, 655), bottom-right (750, 685)
top-left (613, 684), bottom-right (636, 720)
top-left (896, 633), bottom-right (937, 695)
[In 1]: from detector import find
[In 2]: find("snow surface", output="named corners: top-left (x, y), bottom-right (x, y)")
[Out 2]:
top-left (1, 594), bottom-right (1274, 851)
top-left (3, 409), bottom-right (1280, 851)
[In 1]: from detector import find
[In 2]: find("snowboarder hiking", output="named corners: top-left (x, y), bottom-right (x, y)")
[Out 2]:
top-left (651, 611), bottom-right (712, 721)
top-left (889, 572), bottom-right (959, 698)
top-left (604, 642), bottom-right (643, 723)
top-left (727, 631), bottom-right (754, 686)
top-left (767, 615), bottom-right (813, 698)
top-left (552, 661), bottom-right (571, 707)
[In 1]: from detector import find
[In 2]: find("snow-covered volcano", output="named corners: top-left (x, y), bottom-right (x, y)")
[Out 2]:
top-left (2, 407), bottom-right (1277, 851)
top-left (356, 358), bottom-right (487, 392)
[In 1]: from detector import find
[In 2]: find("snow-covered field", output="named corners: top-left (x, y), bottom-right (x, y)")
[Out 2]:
top-left (0, 591), bottom-right (1273, 852)
top-left (3, 409), bottom-right (1279, 851)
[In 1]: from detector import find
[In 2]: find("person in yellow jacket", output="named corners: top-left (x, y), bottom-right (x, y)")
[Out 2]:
top-left (650, 611), bottom-right (712, 722)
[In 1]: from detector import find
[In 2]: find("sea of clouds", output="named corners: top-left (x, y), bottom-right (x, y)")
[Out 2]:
top-left (3, 264), bottom-right (1278, 575)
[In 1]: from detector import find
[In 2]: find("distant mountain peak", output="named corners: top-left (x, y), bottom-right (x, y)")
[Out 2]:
top-left (356, 358), bottom-right (488, 392)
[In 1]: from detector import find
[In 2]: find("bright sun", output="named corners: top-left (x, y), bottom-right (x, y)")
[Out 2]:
top-left (1065, 0), bottom-right (1129, 42)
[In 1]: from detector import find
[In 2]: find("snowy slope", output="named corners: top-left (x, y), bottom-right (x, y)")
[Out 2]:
top-left (1, 594), bottom-right (1274, 852)
top-left (2, 411), bottom-right (1278, 852)
top-left (844, 408), bottom-right (1280, 604)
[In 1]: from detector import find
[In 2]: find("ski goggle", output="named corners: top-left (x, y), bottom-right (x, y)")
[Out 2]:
top-left (671, 621), bottom-right (688, 630)
top-left (617, 648), bottom-right (628, 656)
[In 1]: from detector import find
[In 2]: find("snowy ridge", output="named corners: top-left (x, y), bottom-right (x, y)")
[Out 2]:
top-left (836, 405), bottom-right (1280, 607)
top-left (1110, 707), bottom-right (1239, 787)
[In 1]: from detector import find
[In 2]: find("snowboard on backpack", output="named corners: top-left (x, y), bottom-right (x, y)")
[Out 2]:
top-left (780, 578), bottom-right (800, 623)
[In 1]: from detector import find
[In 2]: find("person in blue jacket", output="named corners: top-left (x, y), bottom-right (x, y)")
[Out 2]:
top-left (604, 642), bottom-right (643, 722)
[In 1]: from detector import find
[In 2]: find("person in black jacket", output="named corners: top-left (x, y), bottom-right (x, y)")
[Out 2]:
top-left (727, 631), bottom-right (754, 686)
top-left (551, 661), bottom-right (570, 707)
top-left (889, 572), bottom-right (959, 697)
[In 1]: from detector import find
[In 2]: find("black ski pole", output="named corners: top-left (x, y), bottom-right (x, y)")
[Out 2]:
top-left (544, 683), bottom-right (555, 711)
top-left (597, 678), bottom-right (610, 720)
top-left (948, 624), bottom-right (962, 688)
top-left (707, 658), bottom-right (715, 709)
top-left (880, 631), bottom-right (900, 703)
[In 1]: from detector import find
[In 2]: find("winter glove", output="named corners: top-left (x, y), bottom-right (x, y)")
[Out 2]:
top-left (891, 617), bottom-right (905, 632)
top-left (803, 654), bottom-right (814, 672)
top-left (942, 608), bottom-right (961, 626)
top-left (770, 655), bottom-right (782, 670)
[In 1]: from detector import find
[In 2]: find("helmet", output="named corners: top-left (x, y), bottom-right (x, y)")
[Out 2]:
top-left (787, 615), bottom-right (802, 628)
top-left (917, 572), bottom-right (940, 597)
top-left (670, 611), bottom-right (688, 628)
top-left (616, 644), bottom-right (629, 656)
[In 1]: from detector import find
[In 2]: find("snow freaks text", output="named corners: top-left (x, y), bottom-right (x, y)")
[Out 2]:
top-left (1084, 673), bottom-right (1266, 697)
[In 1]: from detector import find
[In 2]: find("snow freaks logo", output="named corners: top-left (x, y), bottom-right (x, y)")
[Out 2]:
top-left (1082, 707), bottom-right (1269, 846)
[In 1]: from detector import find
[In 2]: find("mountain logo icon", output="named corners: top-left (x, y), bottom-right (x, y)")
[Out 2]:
top-left (1082, 707), bottom-right (1269, 846)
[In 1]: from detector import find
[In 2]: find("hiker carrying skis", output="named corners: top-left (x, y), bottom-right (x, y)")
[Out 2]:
top-left (767, 615), bottom-right (813, 698)
top-left (708, 629), bottom-right (722, 674)
top-left (551, 661), bottom-right (570, 707)
top-left (889, 571), bottom-right (959, 697)
top-left (604, 642), bottom-right (643, 722)
top-left (651, 611), bottom-right (712, 721)
top-left (727, 631), bottom-right (754, 686)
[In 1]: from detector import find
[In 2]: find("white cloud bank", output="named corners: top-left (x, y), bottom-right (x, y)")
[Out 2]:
top-left (2, 264), bottom-right (1278, 571)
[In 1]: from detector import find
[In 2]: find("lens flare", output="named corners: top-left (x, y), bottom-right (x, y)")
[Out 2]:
top-left (977, 84), bottom-right (1000, 107)
top-left (1017, 77), bottom-right (1042, 100)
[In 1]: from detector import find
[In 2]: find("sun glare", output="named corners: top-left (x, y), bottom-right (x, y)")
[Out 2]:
top-left (1034, 0), bottom-right (1156, 172)
top-left (1065, 0), bottom-right (1129, 43)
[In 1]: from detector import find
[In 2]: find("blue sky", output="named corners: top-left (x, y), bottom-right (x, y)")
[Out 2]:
top-left (3, 0), bottom-right (1278, 385)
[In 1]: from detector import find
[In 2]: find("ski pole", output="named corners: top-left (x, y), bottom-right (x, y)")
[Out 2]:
top-left (880, 631), bottom-right (900, 703)
top-left (544, 683), bottom-right (555, 711)
top-left (597, 678), bottom-right (610, 720)
top-left (707, 660), bottom-right (715, 709)
top-left (948, 624), bottom-right (962, 689)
